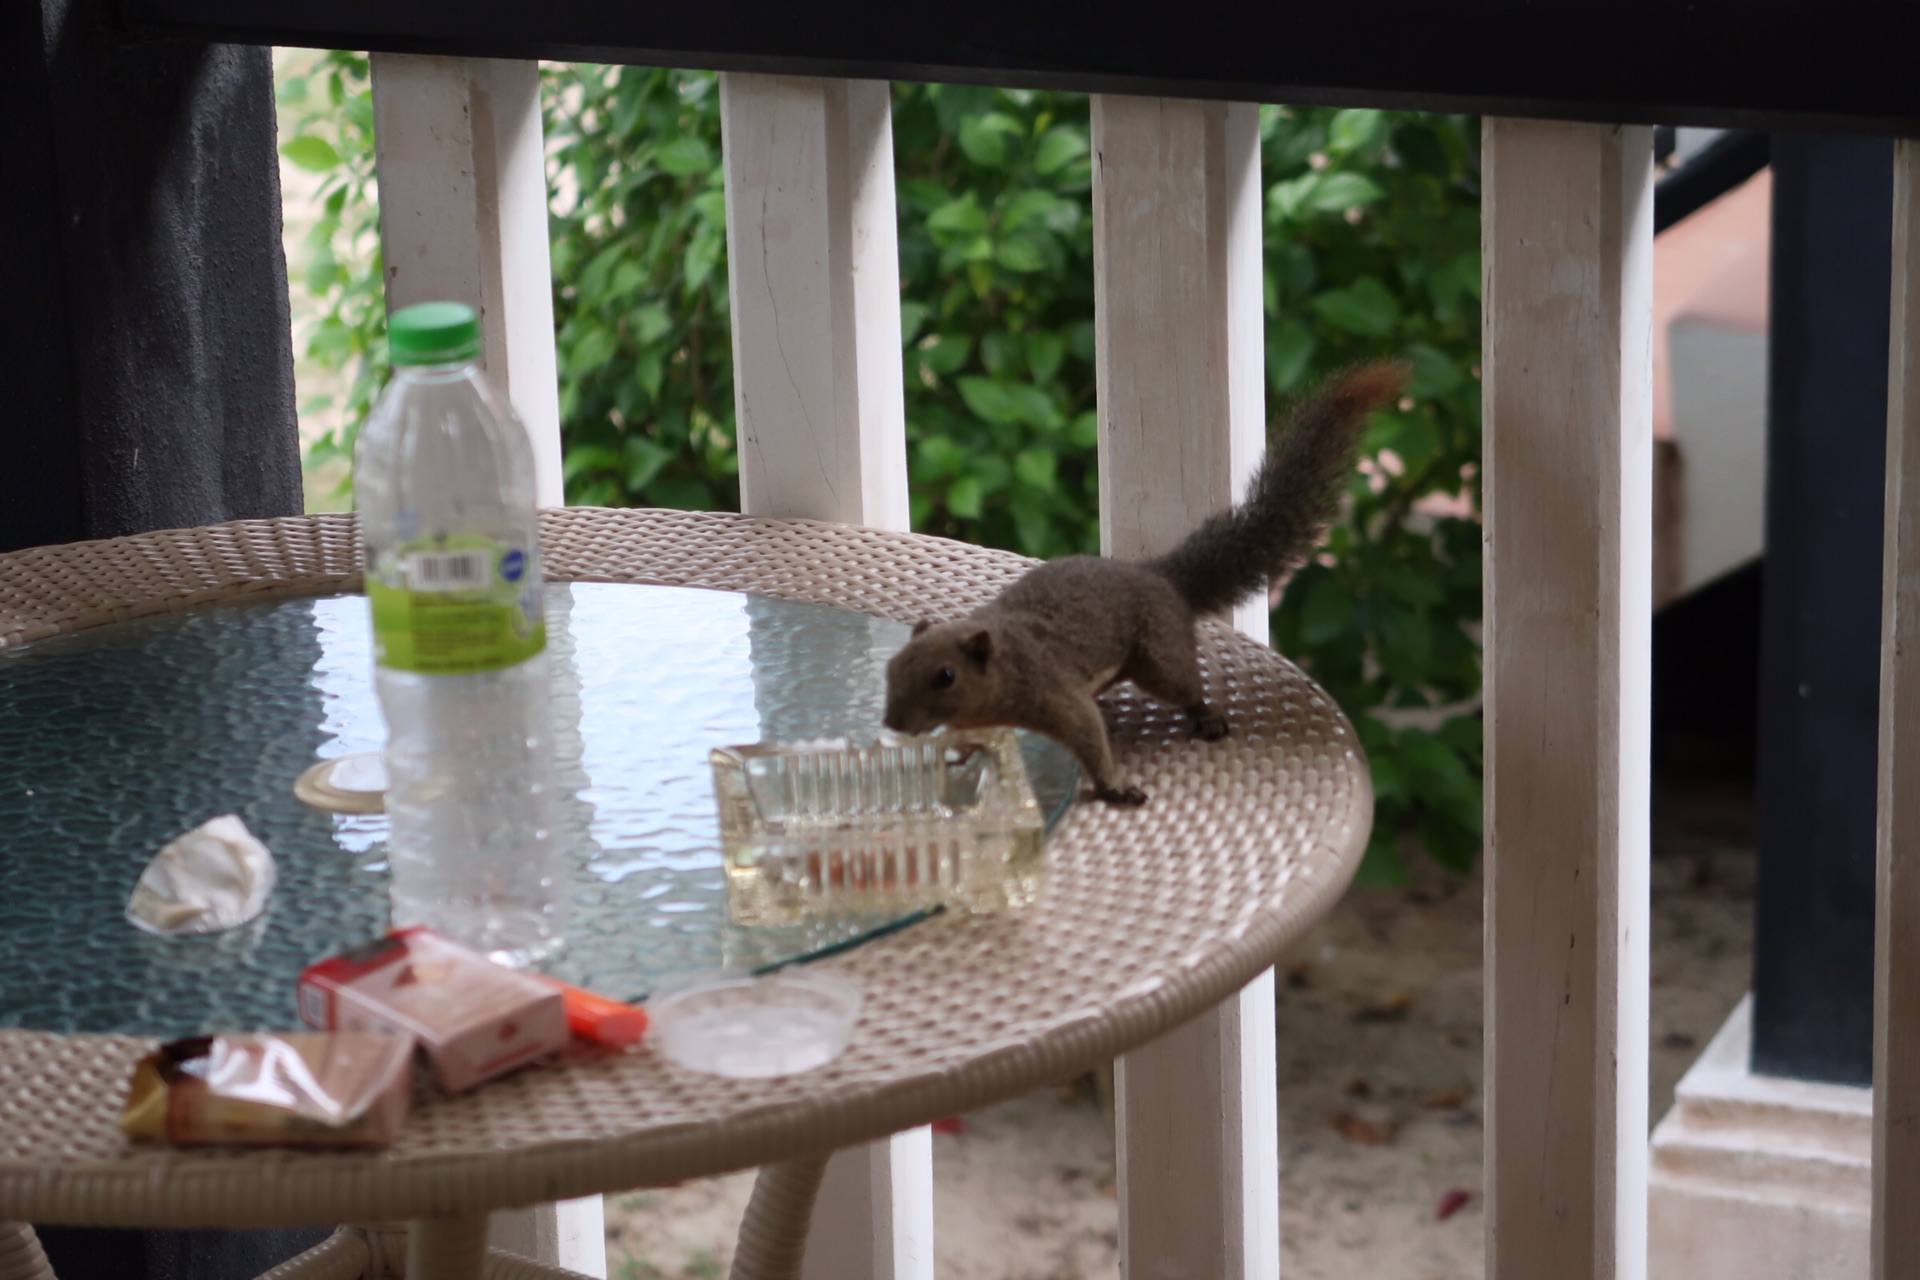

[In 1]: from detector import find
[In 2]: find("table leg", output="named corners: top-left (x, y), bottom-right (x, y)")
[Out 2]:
top-left (730, 1154), bottom-right (832, 1280)
top-left (488, 1201), bottom-right (605, 1278)
top-left (0, 1224), bottom-right (54, 1280)
top-left (406, 1214), bottom-right (488, 1280)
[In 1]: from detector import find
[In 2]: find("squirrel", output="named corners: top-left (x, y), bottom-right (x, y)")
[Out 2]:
top-left (882, 361), bottom-right (1408, 806)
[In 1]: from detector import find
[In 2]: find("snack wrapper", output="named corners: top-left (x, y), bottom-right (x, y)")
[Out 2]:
top-left (298, 928), bottom-right (568, 1092)
top-left (121, 1032), bottom-right (413, 1148)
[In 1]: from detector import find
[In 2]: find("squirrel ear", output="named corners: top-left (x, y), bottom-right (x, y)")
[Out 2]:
top-left (912, 619), bottom-right (933, 638)
top-left (961, 629), bottom-right (993, 666)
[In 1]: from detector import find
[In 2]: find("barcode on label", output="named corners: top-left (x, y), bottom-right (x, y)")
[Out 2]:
top-left (404, 549), bottom-right (490, 592)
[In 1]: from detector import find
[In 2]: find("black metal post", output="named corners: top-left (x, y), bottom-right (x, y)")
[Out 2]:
top-left (0, 0), bottom-right (301, 554)
top-left (1750, 134), bottom-right (1894, 1086)
top-left (4, 1), bottom-right (316, 1271)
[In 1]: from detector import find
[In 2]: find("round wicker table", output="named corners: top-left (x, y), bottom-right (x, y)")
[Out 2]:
top-left (0, 508), bottom-right (1372, 1280)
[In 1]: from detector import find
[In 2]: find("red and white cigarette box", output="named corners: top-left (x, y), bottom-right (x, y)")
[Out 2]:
top-left (298, 927), bottom-right (567, 1093)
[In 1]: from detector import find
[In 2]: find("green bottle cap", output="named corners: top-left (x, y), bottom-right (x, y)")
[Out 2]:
top-left (389, 301), bottom-right (482, 366)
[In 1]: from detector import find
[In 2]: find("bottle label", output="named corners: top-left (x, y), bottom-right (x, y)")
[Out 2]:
top-left (367, 536), bottom-right (546, 674)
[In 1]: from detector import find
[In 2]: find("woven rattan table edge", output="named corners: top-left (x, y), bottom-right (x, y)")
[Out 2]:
top-left (0, 508), bottom-right (1371, 1227)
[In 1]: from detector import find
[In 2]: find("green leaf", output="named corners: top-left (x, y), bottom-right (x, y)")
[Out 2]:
top-left (899, 301), bottom-right (930, 345)
top-left (1014, 447), bottom-right (1057, 490)
top-left (1421, 815), bottom-right (1481, 875)
top-left (1033, 127), bottom-right (1089, 175)
top-left (947, 474), bottom-right (985, 518)
top-left (1451, 251), bottom-right (1484, 299)
top-left (1312, 277), bottom-right (1400, 335)
top-left (1068, 411), bottom-right (1099, 450)
top-left (970, 454), bottom-right (1012, 493)
top-left (1354, 833), bottom-right (1411, 887)
top-left (915, 434), bottom-right (968, 478)
top-left (1067, 321), bottom-right (1096, 363)
top-left (995, 235), bottom-right (1047, 273)
top-left (980, 332), bottom-right (1021, 376)
top-left (636, 348), bottom-right (665, 402)
top-left (570, 326), bottom-right (618, 374)
top-left (1405, 342), bottom-right (1463, 399)
top-left (623, 436), bottom-right (674, 492)
top-left (1380, 566), bottom-right (1446, 607)
top-left (1300, 576), bottom-right (1355, 645)
top-left (655, 136), bottom-right (714, 176)
top-left (957, 116), bottom-right (1009, 168)
top-left (927, 195), bottom-right (990, 238)
top-left (1267, 174), bottom-right (1319, 223)
top-left (1003, 383), bottom-right (1057, 428)
top-left (931, 83), bottom-right (994, 136)
top-left (649, 476), bottom-right (713, 511)
top-left (917, 333), bottom-right (972, 377)
top-left (305, 251), bottom-right (341, 293)
top-left (1442, 711), bottom-right (1482, 748)
top-left (1009, 490), bottom-right (1053, 556)
top-left (1369, 749), bottom-right (1407, 805)
top-left (1389, 411), bottom-right (1442, 473)
top-left (280, 135), bottom-right (341, 173)
top-left (1266, 322), bottom-right (1316, 393)
top-left (632, 303), bottom-right (673, 345)
top-left (1393, 121), bottom-right (1451, 176)
top-left (1307, 171), bottom-right (1386, 212)
top-left (957, 377), bottom-right (1017, 424)
top-left (1377, 604), bottom-right (1433, 669)
top-left (563, 444), bottom-right (621, 481)
top-left (683, 229), bottom-right (721, 294)
top-left (1026, 331), bottom-right (1066, 385)
top-left (1327, 108), bottom-right (1387, 155)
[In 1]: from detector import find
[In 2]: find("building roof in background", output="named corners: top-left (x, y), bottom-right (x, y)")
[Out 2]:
top-left (1653, 169), bottom-right (1772, 443)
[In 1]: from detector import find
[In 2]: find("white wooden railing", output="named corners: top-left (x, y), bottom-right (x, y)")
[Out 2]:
top-left (359, 51), bottom-right (1920, 1280)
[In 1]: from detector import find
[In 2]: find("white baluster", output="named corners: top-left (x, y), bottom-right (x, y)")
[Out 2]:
top-left (720, 70), bottom-right (928, 1280)
top-left (1092, 93), bottom-right (1279, 1279)
top-left (369, 54), bottom-right (564, 508)
top-left (1481, 119), bottom-right (1654, 1280)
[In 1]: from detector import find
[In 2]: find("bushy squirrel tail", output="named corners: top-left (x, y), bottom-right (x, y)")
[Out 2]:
top-left (1150, 361), bottom-right (1409, 616)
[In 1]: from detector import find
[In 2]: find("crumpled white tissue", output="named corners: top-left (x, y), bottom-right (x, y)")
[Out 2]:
top-left (126, 814), bottom-right (277, 936)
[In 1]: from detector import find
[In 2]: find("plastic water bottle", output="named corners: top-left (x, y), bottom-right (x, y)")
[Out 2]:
top-left (355, 301), bottom-right (565, 966)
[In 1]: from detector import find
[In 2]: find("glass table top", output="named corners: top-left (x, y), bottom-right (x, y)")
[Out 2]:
top-left (0, 583), bottom-right (1077, 1038)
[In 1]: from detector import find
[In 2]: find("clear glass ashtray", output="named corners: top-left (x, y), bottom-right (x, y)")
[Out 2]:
top-left (710, 727), bottom-right (1045, 924)
top-left (648, 968), bottom-right (862, 1078)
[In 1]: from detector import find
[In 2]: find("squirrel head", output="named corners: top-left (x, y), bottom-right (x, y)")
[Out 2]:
top-left (883, 620), bottom-right (1000, 734)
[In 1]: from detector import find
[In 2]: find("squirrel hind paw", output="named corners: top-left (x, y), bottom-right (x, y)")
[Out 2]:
top-left (1095, 784), bottom-right (1149, 807)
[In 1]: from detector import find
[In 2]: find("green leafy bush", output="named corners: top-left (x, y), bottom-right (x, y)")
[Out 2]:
top-left (276, 52), bottom-right (388, 500)
top-left (276, 58), bottom-right (1483, 879)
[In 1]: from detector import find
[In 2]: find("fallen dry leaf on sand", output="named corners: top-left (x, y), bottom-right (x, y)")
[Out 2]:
top-left (1436, 1188), bottom-right (1471, 1220)
top-left (1423, 1087), bottom-right (1470, 1110)
top-left (1354, 992), bottom-right (1414, 1023)
top-left (1328, 1112), bottom-right (1397, 1144)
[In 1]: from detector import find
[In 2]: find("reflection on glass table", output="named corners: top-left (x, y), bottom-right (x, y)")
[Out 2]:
top-left (0, 583), bottom-right (1077, 1038)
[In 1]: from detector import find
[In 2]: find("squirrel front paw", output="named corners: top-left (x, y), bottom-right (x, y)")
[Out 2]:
top-left (1095, 783), bottom-right (1149, 807)
top-left (1193, 713), bottom-right (1229, 742)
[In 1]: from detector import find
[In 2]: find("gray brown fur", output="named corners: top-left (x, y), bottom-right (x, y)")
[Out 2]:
top-left (883, 362), bottom-right (1408, 805)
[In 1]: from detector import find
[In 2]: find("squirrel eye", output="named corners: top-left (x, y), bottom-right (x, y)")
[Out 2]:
top-left (932, 666), bottom-right (956, 690)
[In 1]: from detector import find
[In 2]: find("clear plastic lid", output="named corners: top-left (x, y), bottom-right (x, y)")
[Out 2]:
top-left (292, 751), bottom-right (388, 815)
top-left (646, 968), bottom-right (862, 1079)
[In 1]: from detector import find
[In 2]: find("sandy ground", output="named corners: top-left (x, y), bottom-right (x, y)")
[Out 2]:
top-left (603, 775), bottom-right (1758, 1280)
